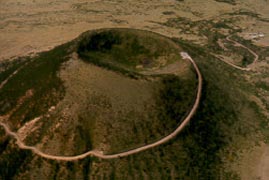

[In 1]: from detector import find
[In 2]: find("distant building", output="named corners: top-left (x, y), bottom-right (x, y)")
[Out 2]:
top-left (247, 32), bottom-right (265, 39)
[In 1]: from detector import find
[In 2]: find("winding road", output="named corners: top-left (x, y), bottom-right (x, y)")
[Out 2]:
top-left (214, 36), bottom-right (259, 71)
top-left (0, 52), bottom-right (202, 161)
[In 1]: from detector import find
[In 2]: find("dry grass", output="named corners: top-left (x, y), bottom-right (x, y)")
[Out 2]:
top-left (2, 0), bottom-right (268, 61)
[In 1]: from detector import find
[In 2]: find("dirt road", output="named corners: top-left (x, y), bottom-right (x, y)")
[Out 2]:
top-left (226, 36), bottom-right (259, 64)
top-left (214, 36), bottom-right (259, 71)
top-left (0, 52), bottom-right (202, 161)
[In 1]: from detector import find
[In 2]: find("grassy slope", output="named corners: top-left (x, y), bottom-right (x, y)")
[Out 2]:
top-left (0, 43), bottom-right (72, 128)
top-left (0, 58), bottom-right (27, 84)
top-left (104, 73), bottom-right (197, 154)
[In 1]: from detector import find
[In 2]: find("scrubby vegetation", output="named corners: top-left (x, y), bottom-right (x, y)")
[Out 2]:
top-left (102, 72), bottom-right (197, 154)
top-left (0, 43), bottom-right (72, 128)
top-left (0, 42), bottom-right (74, 179)
top-left (0, 58), bottom-right (26, 84)
top-left (157, 74), bottom-right (197, 126)
top-left (0, 142), bottom-right (32, 179)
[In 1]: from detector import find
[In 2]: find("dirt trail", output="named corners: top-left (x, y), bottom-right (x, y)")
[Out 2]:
top-left (0, 52), bottom-right (202, 161)
top-left (214, 36), bottom-right (259, 71)
top-left (226, 36), bottom-right (259, 64)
